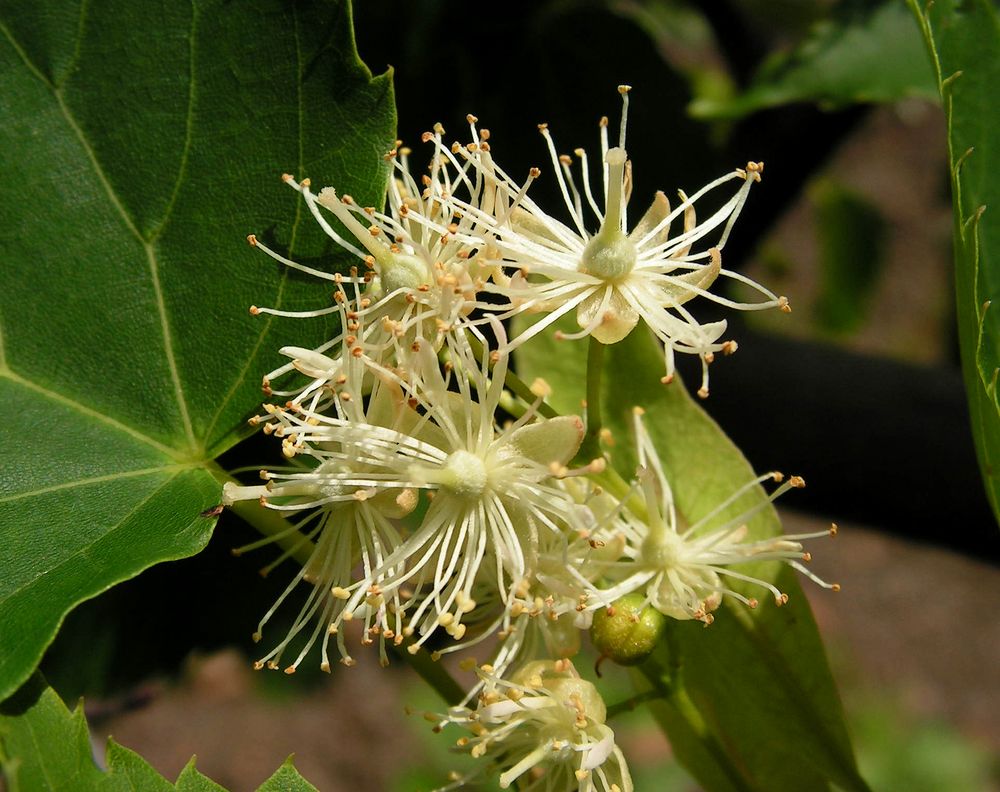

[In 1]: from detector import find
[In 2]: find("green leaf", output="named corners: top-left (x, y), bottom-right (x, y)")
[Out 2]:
top-left (176, 761), bottom-right (229, 792)
top-left (0, 0), bottom-right (396, 701)
top-left (0, 675), bottom-right (309, 791)
top-left (103, 740), bottom-right (179, 792)
top-left (908, 0), bottom-right (1000, 526)
top-left (513, 320), bottom-right (868, 792)
top-left (256, 758), bottom-right (320, 792)
top-left (691, 2), bottom-right (937, 120)
top-left (0, 389), bottom-right (219, 707)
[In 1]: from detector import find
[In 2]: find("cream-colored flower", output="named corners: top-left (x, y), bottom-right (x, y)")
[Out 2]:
top-left (223, 364), bottom-right (419, 671)
top-left (571, 408), bottom-right (839, 623)
top-left (245, 128), bottom-right (503, 400)
top-left (435, 660), bottom-right (632, 792)
top-left (446, 86), bottom-right (787, 396)
top-left (227, 325), bottom-right (587, 665)
top-left (440, 477), bottom-right (623, 705)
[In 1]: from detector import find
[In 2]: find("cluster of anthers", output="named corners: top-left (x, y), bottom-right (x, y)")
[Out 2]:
top-left (224, 87), bottom-right (836, 791)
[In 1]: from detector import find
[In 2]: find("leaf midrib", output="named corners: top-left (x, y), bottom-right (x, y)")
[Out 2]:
top-left (726, 603), bottom-right (869, 791)
top-left (0, 13), bottom-right (199, 457)
top-left (0, 463), bottom-right (197, 505)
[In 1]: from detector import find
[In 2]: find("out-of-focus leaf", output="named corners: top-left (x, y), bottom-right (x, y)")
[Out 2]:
top-left (691, 2), bottom-right (937, 120)
top-left (612, 0), bottom-right (735, 108)
top-left (813, 181), bottom-right (887, 334)
top-left (850, 695), bottom-right (997, 792)
top-left (908, 0), bottom-right (1000, 526)
top-left (0, 0), bottom-right (396, 701)
top-left (513, 318), bottom-right (869, 792)
top-left (0, 675), bottom-right (249, 791)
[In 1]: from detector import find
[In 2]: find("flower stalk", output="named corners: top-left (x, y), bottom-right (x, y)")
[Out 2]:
top-left (580, 335), bottom-right (606, 462)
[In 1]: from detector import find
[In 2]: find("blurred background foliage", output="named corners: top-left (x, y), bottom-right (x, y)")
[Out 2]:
top-left (17, 0), bottom-right (1000, 789)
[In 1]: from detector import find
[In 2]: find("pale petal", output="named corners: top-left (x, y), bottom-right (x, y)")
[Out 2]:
top-left (672, 189), bottom-right (697, 258)
top-left (629, 190), bottom-right (671, 249)
top-left (577, 289), bottom-right (639, 344)
top-left (579, 725), bottom-right (616, 770)
top-left (279, 346), bottom-right (337, 377)
top-left (509, 205), bottom-right (572, 247)
top-left (364, 376), bottom-right (407, 429)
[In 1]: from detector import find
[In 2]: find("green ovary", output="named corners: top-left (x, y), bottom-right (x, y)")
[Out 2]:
top-left (440, 450), bottom-right (489, 499)
top-left (580, 230), bottom-right (637, 281)
top-left (380, 252), bottom-right (429, 295)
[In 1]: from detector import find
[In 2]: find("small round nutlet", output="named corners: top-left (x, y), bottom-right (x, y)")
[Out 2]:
top-left (590, 593), bottom-right (666, 666)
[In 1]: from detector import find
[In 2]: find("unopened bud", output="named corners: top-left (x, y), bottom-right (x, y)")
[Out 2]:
top-left (590, 592), bottom-right (666, 666)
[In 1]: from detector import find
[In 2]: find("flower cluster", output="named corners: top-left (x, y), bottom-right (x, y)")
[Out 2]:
top-left (435, 660), bottom-right (632, 792)
top-left (227, 88), bottom-right (834, 791)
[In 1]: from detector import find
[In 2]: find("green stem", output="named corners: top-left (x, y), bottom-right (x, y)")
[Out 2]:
top-left (640, 656), bottom-right (757, 792)
top-left (583, 336), bottom-right (605, 455)
top-left (396, 648), bottom-right (467, 706)
top-left (606, 688), bottom-right (665, 719)
top-left (588, 464), bottom-right (649, 522)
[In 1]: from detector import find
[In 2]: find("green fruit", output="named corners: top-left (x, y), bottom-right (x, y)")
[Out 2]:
top-left (590, 592), bottom-right (666, 666)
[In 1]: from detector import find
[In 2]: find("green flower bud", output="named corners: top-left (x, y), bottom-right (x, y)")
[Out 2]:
top-left (590, 592), bottom-right (666, 666)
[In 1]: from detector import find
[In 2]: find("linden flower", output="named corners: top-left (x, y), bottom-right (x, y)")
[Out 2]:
top-left (249, 270), bottom-right (393, 409)
top-left (435, 660), bottom-right (632, 792)
top-left (230, 324), bottom-right (588, 662)
top-left (447, 85), bottom-right (787, 396)
top-left (570, 409), bottom-right (839, 623)
top-left (245, 127), bottom-right (502, 398)
top-left (362, 327), bottom-right (588, 655)
top-left (222, 365), bottom-right (419, 671)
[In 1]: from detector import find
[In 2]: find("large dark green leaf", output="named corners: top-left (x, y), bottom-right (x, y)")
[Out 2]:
top-left (0, 0), bottom-right (396, 701)
top-left (691, 2), bottom-right (936, 120)
top-left (908, 0), bottom-right (1000, 525)
top-left (0, 675), bottom-right (314, 791)
top-left (514, 320), bottom-right (868, 792)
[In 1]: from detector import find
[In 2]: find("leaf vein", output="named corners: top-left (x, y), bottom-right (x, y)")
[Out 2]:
top-left (25, 716), bottom-right (58, 790)
top-left (57, 82), bottom-right (198, 449)
top-left (0, 369), bottom-right (181, 459)
top-left (0, 464), bottom-right (196, 505)
top-left (0, 18), bottom-right (53, 89)
top-left (0, 472), bottom-right (179, 616)
top-left (144, 243), bottom-right (198, 453)
top-left (0, 306), bottom-right (7, 372)
top-left (199, 10), bottom-right (309, 451)
top-left (53, 0), bottom-right (90, 88)
top-left (51, 85), bottom-right (145, 240)
top-left (1, 21), bottom-right (198, 455)
top-left (729, 604), bottom-right (868, 790)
